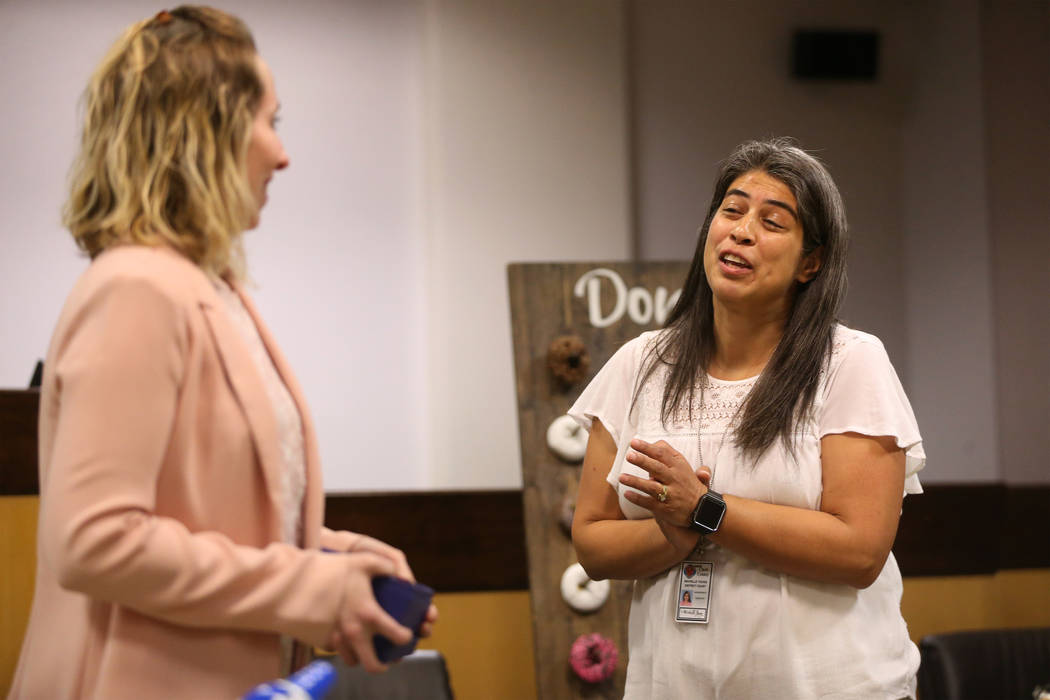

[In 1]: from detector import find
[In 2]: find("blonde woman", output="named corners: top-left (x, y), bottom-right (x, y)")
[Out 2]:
top-left (9, 7), bottom-right (434, 699)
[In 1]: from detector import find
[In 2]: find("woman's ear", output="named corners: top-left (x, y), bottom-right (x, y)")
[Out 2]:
top-left (796, 246), bottom-right (823, 284)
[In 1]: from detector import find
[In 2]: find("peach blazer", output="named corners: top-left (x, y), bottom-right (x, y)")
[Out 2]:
top-left (9, 246), bottom-right (361, 700)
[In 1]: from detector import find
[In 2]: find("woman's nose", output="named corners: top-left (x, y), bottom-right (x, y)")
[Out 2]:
top-left (730, 218), bottom-right (755, 244)
top-left (276, 139), bottom-right (290, 170)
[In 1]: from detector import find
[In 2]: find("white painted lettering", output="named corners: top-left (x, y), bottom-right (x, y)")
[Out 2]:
top-left (627, 287), bottom-right (653, 324)
top-left (573, 268), bottom-right (682, 329)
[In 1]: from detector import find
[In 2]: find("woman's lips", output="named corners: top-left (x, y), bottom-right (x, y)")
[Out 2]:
top-left (718, 252), bottom-right (752, 276)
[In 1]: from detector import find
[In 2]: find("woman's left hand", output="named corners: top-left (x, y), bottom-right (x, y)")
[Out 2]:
top-left (346, 536), bottom-right (437, 638)
top-left (344, 535), bottom-right (416, 582)
top-left (620, 437), bottom-right (705, 528)
top-left (419, 604), bottom-right (438, 639)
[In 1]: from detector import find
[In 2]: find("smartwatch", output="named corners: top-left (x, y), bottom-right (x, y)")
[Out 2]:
top-left (689, 489), bottom-right (726, 535)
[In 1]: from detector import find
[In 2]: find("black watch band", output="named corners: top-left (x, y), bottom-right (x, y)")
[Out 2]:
top-left (689, 489), bottom-right (726, 535)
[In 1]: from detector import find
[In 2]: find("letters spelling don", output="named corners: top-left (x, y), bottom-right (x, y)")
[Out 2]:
top-left (573, 268), bottom-right (682, 328)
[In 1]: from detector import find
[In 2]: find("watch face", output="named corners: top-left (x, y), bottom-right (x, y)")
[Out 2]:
top-left (694, 494), bottom-right (726, 531)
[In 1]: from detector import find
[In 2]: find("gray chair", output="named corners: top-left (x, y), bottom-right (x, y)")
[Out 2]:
top-left (917, 627), bottom-right (1050, 700)
top-left (326, 650), bottom-right (454, 700)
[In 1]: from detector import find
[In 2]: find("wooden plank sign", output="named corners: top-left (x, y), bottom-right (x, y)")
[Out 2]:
top-left (507, 261), bottom-right (689, 699)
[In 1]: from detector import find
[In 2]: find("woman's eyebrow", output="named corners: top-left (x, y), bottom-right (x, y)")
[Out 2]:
top-left (725, 188), bottom-right (798, 220)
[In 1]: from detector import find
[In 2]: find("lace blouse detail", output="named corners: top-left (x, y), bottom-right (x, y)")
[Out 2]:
top-left (212, 279), bottom-right (306, 546)
top-left (633, 349), bottom-right (757, 436)
top-left (634, 328), bottom-right (861, 437)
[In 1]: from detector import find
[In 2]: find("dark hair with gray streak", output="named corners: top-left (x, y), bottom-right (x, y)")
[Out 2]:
top-left (634, 137), bottom-right (849, 458)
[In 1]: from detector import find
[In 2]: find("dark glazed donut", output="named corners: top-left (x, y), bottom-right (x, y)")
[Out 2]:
top-left (547, 335), bottom-right (591, 386)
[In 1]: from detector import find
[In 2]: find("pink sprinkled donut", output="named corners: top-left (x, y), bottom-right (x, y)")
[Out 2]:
top-left (569, 633), bottom-right (618, 683)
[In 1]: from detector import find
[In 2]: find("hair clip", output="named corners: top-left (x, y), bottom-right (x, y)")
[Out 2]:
top-left (153, 10), bottom-right (173, 25)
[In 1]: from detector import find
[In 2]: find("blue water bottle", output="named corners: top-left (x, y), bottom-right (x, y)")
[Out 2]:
top-left (240, 660), bottom-right (337, 700)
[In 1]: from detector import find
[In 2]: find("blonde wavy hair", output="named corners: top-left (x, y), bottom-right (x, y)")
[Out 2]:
top-left (64, 6), bottom-right (262, 277)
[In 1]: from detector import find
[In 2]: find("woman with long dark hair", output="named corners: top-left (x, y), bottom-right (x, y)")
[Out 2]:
top-left (572, 138), bottom-right (923, 698)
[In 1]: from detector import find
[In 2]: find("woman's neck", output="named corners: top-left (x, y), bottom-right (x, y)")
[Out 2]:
top-left (709, 302), bottom-right (787, 380)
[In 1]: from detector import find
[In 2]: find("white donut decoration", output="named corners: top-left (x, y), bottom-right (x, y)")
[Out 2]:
top-left (560, 562), bottom-right (610, 613)
top-left (547, 415), bottom-right (588, 463)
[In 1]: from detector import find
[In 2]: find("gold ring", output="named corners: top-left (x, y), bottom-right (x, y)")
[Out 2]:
top-left (657, 485), bottom-right (668, 503)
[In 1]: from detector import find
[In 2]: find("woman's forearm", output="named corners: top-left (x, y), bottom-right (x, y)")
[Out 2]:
top-left (572, 516), bottom-right (694, 581)
top-left (624, 433), bottom-right (906, 589)
top-left (710, 433), bottom-right (907, 589)
top-left (710, 496), bottom-right (892, 588)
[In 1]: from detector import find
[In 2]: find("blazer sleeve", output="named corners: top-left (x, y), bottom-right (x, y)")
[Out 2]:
top-left (41, 270), bottom-right (352, 648)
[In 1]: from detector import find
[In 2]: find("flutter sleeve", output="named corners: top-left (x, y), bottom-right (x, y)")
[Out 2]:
top-left (819, 333), bottom-right (925, 495)
top-left (568, 332), bottom-right (654, 494)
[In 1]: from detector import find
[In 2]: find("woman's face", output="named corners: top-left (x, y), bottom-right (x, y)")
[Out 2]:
top-left (245, 55), bottom-right (289, 228)
top-left (702, 169), bottom-right (820, 317)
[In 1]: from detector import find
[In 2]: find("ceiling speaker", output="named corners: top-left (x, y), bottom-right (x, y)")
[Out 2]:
top-left (792, 30), bottom-right (879, 81)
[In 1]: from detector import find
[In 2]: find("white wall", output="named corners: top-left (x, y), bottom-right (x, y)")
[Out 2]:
top-left (0, 0), bottom-right (630, 492)
top-left (981, 0), bottom-right (1050, 485)
top-left (899, 0), bottom-right (999, 482)
top-left (421, 0), bottom-right (631, 489)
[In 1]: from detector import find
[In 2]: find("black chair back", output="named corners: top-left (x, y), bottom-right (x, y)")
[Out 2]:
top-left (918, 627), bottom-right (1050, 700)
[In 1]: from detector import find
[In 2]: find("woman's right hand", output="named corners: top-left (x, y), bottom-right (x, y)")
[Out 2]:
top-left (574, 418), bottom-right (701, 580)
top-left (325, 552), bottom-right (414, 673)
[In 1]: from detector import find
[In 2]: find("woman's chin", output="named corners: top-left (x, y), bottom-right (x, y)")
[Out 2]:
top-left (246, 207), bottom-right (262, 230)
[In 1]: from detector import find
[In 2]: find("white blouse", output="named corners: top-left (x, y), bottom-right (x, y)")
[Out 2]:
top-left (570, 324), bottom-right (925, 699)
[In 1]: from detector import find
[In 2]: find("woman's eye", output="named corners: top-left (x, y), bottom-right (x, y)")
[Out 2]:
top-left (764, 218), bottom-right (784, 229)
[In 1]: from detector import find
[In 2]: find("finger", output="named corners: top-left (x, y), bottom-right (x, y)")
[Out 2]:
top-left (417, 603), bottom-right (439, 638)
top-left (629, 442), bottom-right (691, 477)
top-left (330, 631), bottom-right (360, 668)
top-left (376, 546), bottom-right (414, 582)
top-left (625, 448), bottom-right (667, 477)
top-left (364, 601), bottom-right (415, 649)
top-left (392, 554), bottom-right (415, 583)
top-left (348, 550), bottom-right (400, 579)
top-left (354, 539), bottom-right (417, 583)
top-left (621, 486), bottom-right (659, 511)
top-left (629, 437), bottom-right (662, 461)
top-left (632, 438), bottom-right (691, 471)
top-left (630, 437), bottom-right (671, 460)
top-left (618, 474), bottom-right (665, 500)
top-left (324, 628), bottom-right (340, 655)
top-left (695, 466), bottom-right (712, 485)
top-left (346, 628), bottom-right (388, 674)
top-left (340, 603), bottom-right (408, 674)
top-left (621, 476), bottom-right (694, 523)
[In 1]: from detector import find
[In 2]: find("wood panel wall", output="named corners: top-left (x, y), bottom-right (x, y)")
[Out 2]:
top-left (506, 261), bottom-right (690, 699)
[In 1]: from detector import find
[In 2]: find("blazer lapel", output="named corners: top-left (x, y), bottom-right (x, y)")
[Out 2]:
top-left (229, 281), bottom-right (326, 549)
top-left (198, 292), bottom-right (286, 522)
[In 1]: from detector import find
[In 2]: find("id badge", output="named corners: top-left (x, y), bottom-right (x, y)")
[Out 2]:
top-left (675, 561), bottom-right (713, 624)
